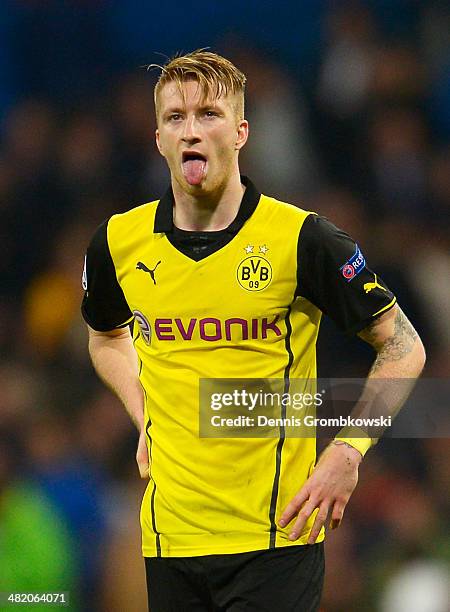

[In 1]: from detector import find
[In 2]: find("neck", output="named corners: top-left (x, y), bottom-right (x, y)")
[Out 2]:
top-left (172, 170), bottom-right (245, 231)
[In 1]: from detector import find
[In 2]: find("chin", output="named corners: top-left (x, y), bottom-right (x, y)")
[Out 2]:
top-left (185, 176), bottom-right (211, 193)
top-left (178, 182), bottom-right (204, 197)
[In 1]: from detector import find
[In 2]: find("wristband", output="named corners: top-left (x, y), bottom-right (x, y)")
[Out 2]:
top-left (334, 426), bottom-right (374, 457)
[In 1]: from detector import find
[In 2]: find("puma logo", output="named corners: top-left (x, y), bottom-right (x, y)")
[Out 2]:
top-left (363, 274), bottom-right (386, 294)
top-left (136, 261), bottom-right (161, 285)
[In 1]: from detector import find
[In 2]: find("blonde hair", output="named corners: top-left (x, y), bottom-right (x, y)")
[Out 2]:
top-left (150, 50), bottom-right (246, 121)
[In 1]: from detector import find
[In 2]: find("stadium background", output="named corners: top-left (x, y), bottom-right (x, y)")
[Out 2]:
top-left (0, 1), bottom-right (449, 610)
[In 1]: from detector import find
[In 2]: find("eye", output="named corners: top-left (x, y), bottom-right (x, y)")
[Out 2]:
top-left (204, 110), bottom-right (218, 118)
top-left (168, 113), bottom-right (182, 122)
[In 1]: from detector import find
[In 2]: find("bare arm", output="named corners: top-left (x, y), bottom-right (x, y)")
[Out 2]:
top-left (332, 304), bottom-right (427, 449)
top-left (279, 304), bottom-right (426, 542)
top-left (358, 303), bottom-right (426, 379)
top-left (88, 324), bottom-right (149, 478)
top-left (339, 304), bottom-right (427, 443)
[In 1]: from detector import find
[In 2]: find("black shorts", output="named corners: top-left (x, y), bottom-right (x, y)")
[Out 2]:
top-left (145, 543), bottom-right (324, 612)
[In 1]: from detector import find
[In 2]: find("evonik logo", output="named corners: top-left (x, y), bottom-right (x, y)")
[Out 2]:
top-left (153, 315), bottom-right (282, 342)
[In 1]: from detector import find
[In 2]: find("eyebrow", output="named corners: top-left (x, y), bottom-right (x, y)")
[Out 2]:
top-left (162, 107), bottom-right (184, 115)
top-left (196, 104), bottom-right (223, 114)
top-left (162, 103), bottom-right (223, 117)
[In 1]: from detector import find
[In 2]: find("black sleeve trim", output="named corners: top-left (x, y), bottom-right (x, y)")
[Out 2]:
top-left (81, 220), bottom-right (133, 331)
top-left (296, 215), bottom-right (396, 335)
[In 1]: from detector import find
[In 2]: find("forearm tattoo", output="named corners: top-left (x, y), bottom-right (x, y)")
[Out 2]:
top-left (365, 308), bottom-right (418, 374)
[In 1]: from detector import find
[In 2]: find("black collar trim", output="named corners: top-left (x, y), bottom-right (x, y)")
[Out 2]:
top-left (153, 176), bottom-right (260, 234)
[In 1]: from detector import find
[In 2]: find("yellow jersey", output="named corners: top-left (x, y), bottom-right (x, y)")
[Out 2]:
top-left (82, 177), bottom-right (395, 557)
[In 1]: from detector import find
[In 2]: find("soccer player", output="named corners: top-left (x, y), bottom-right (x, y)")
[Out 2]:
top-left (81, 51), bottom-right (425, 611)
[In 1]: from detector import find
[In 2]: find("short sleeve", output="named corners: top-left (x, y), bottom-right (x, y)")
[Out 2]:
top-left (81, 220), bottom-right (133, 331)
top-left (296, 215), bottom-right (396, 335)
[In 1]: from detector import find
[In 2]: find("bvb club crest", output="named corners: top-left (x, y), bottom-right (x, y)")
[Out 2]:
top-left (237, 256), bottom-right (272, 291)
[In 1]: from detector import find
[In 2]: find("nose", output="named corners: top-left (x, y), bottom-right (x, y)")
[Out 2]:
top-left (181, 115), bottom-right (201, 144)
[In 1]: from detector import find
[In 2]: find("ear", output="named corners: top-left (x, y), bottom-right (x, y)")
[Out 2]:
top-left (155, 129), bottom-right (165, 157)
top-left (235, 119), bottom-right (249, 151)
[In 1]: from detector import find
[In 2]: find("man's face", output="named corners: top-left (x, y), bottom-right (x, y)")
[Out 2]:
top-left (155, 79), bottom-right (248, 195)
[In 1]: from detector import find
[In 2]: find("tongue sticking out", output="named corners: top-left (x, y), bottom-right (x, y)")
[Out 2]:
top-left (182, 159), bottom-right (206, 185)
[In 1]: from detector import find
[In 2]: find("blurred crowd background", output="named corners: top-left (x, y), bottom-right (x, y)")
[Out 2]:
top-left (0, 1), bottom-right (449, 610)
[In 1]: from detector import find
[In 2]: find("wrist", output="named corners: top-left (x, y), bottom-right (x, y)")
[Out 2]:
top-left (334, 427), bottom-right (373, 458)
top-left (330, 440), bottom-right (363, 464)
